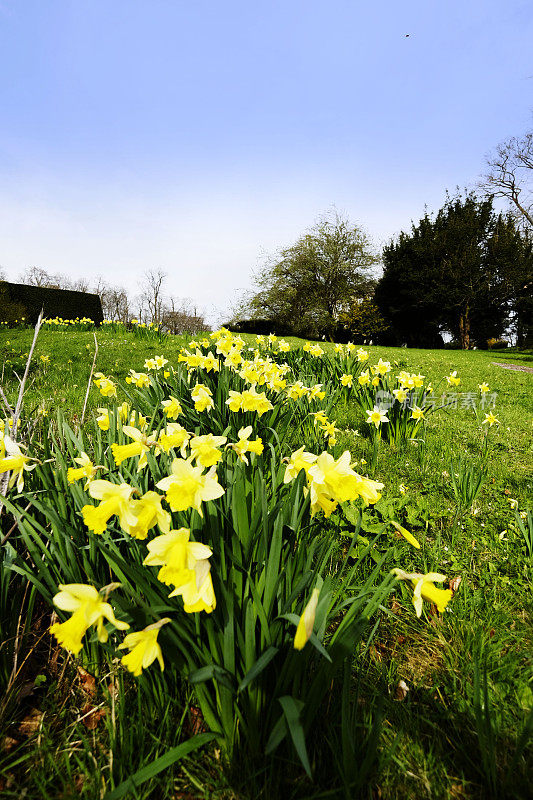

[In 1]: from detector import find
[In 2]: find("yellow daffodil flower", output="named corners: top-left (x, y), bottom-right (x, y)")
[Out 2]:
top-left (169, 559), bottom-right (216, 613)
top-left (50, 583), bottom-right (129, 654)
top-left (357, 348), bottom-right (369, 361)
top-left (446, 371), bottom-right (460, 387)
top-left (191, 383), bottom-right (214, 413)
top-left (144, 528), bottom-right (213, 587)
top-left (283, 447), bottom-right (318, 483)
top-left (410, 406), bottom-right (425, 421)
top-left (125, 370), bottom-right (151, 388)
top-left (478, 382), bottom-right (489, 393)
top-left (366, 407), bottom-right (389, 428)
top-left (340, 374), bottom-right (353, 388)
top-left (93, 373), bottom-right (117, 397)
top-left (119, 619), bottom-right (170, 676)
top-left (67, 452), bottom-right (97, 486)
top-left (294, 588), bottom-right (320, 650)
top-left (158, 423), bottom-right (190, 456)
top-left (482, 411), bottom-right (499, 427)
top-left (82, 480), bottom-right (137, 535)
top-left (393, 388), bottom-right (408, 403)
top-left (229, 426), bottom-right (264, 464)
top-left (189, 433), bottom-right (227, 467)
top-left (156, 458), bottom-right (224, 516)
top-left (392, 569), bottom-right (452, 617)
top-left (161, 396), bottom-right (182, 419)
top-left (96, 407), bottom-right (110, 431)
top-left (358, 370), bottom-right (370, 386)
top-left (127, 491), bottom-right (170, 539)
top-left (110, 426), bottom-right (159, 471)
top-left (0, 436), bottom-right (35, 491)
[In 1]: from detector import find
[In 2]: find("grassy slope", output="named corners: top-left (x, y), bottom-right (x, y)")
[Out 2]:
top-left (1, 327), bottom-right (532, 800)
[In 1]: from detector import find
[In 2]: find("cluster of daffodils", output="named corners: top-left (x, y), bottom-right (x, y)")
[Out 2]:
top-left (43, 316), bottom-right (95, 328)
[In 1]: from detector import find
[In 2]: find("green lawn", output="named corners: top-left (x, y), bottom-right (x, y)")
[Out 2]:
top-left (0, 326), bottom-right (531, 800)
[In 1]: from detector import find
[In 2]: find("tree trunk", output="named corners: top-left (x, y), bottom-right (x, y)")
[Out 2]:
top-left (458, 305), bottom-right (471, 349)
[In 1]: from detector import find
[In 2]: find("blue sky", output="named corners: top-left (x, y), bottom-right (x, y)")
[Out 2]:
top-left (0, 0), bottom-right (532, 321)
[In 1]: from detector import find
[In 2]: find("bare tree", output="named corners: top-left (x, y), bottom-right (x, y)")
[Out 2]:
top-left (161, 296), bottom-right (208, 334)
top-left (92, 278), bottom-right (130, 322)
top-left (481, 130), bottom-right (533, 231)
top-left (139, 268), bottom-right (167, 324)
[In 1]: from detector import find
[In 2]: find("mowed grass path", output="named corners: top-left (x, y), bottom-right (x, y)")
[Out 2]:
top-left (1, 326), bottom-right (532, 800)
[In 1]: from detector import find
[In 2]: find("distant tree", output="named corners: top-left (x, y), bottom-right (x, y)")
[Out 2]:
top-left (161, 297), bottom-right (208, 334)
top-left (480, 129), bottom-right (533, 231)
top-left (93, 280), bottom-right (130, 323)
top-left (140, 268), bottom-right (167, 325)
top-left (241, 212), bottom-right (379, 338)
top-left (376, 192), bottom-right (530, 349)
top-left (20, 266), bottom-right (63, 288)
top-left (335, 298), bottom-right (388, 342)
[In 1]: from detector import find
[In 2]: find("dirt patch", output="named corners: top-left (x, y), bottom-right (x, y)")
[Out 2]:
top-left (492, 362), bottom-right (533, 373)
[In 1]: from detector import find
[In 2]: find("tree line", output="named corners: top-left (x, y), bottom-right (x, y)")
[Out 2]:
top-left (236, 126), bottom-right (532, 349)
top-left (0, 266), bottom-right (207, 334)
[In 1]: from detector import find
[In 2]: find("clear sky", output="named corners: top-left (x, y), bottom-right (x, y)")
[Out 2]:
top-left (0, 0), bottom-right (532, 323)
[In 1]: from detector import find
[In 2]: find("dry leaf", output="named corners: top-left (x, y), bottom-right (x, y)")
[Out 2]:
top-left (80, 703), bottom-right (106, 730)
top-left (1, 736), bottom-right (20, 753)
top-left (77, 667), bottom-right (97, 697)
top-left (394, 679), bottom-right (410, 701)
top-left (390, 598), bottom-right (402, 614)
top-left (18, 708), bottom-right (43, 737)
top-left (449, 576), bottom-right (462, 594)
top-left (187, 706), bottom-right (206, 736)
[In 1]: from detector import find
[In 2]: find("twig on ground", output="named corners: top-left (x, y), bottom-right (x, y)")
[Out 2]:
top-left (0, 311), bottom-right (43, 514)
top-left (80, 332), bottom-right (98, 426)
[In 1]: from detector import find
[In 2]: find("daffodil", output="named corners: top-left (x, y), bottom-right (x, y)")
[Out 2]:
top-left (96, 407), bottom-right (110, 431)
top-left (356, 348), bottom-right (369, 362)
top-left (392, 569), bottom-right (452, 617)
top-left (482, 411), bottom-right (499, 427)
top-left (93, 373), bottom-right (117, 397)
top-left (340, 374), bottom-right (353, 388)
top-left (144, 528), bottom-right (213, 587)
top-left (169, 559), bottom-right (216, 613)
top-left (158, 423), bottom-right (190, 456)
top-left (410, 406), bottom-right (425, 421)
top-left (294, 587), bottom-right (320, 650)
top-left (366, 407), bottom-right (389, 428)
top-left (189, 433), bottom-right (227, 468)
top-left (478, 382), bottom-right (489, 393)
top-left (191, 383), bottom-right (214, 413)
top-left (161, 396), bottom-right (182, 419)
top-left (283, 447), bottom-right (318, 483)
top-left (110, 426), bottom-right (159, 471)
top-left (127, 491), bottom-right (170, 539)
top-left (82, 480), bottom-right (137, 535)
top-left (125, 370), bottom-right (151, 388)
top-left (0, 436), bottom-right (35, 491)
top-left (119, 619), bottom-right (170, 676)
top-left (358, 370), bottom-right (370, 386)
top-left (229, 426), bottom-right (264, 464)
top-left (50, 583), bottom-right (129, 654)
top-left (307, 451), bottom-right (383, 515)
top-left (67, 452), bottom-right (97, 486)
top-left (390, 520), bottom-right (420, 549)
top-left (156, 458), bottom-right (224, 516)
top-left (240, 385), bottom-right (273, 416)
top-left (446, 370), bottom-right (460, 387)
top-left (393, 388), bottom-right (408, 403)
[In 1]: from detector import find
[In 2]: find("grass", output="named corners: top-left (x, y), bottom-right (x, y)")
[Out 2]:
top-left (1, 326), bottom-right (532, 799)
